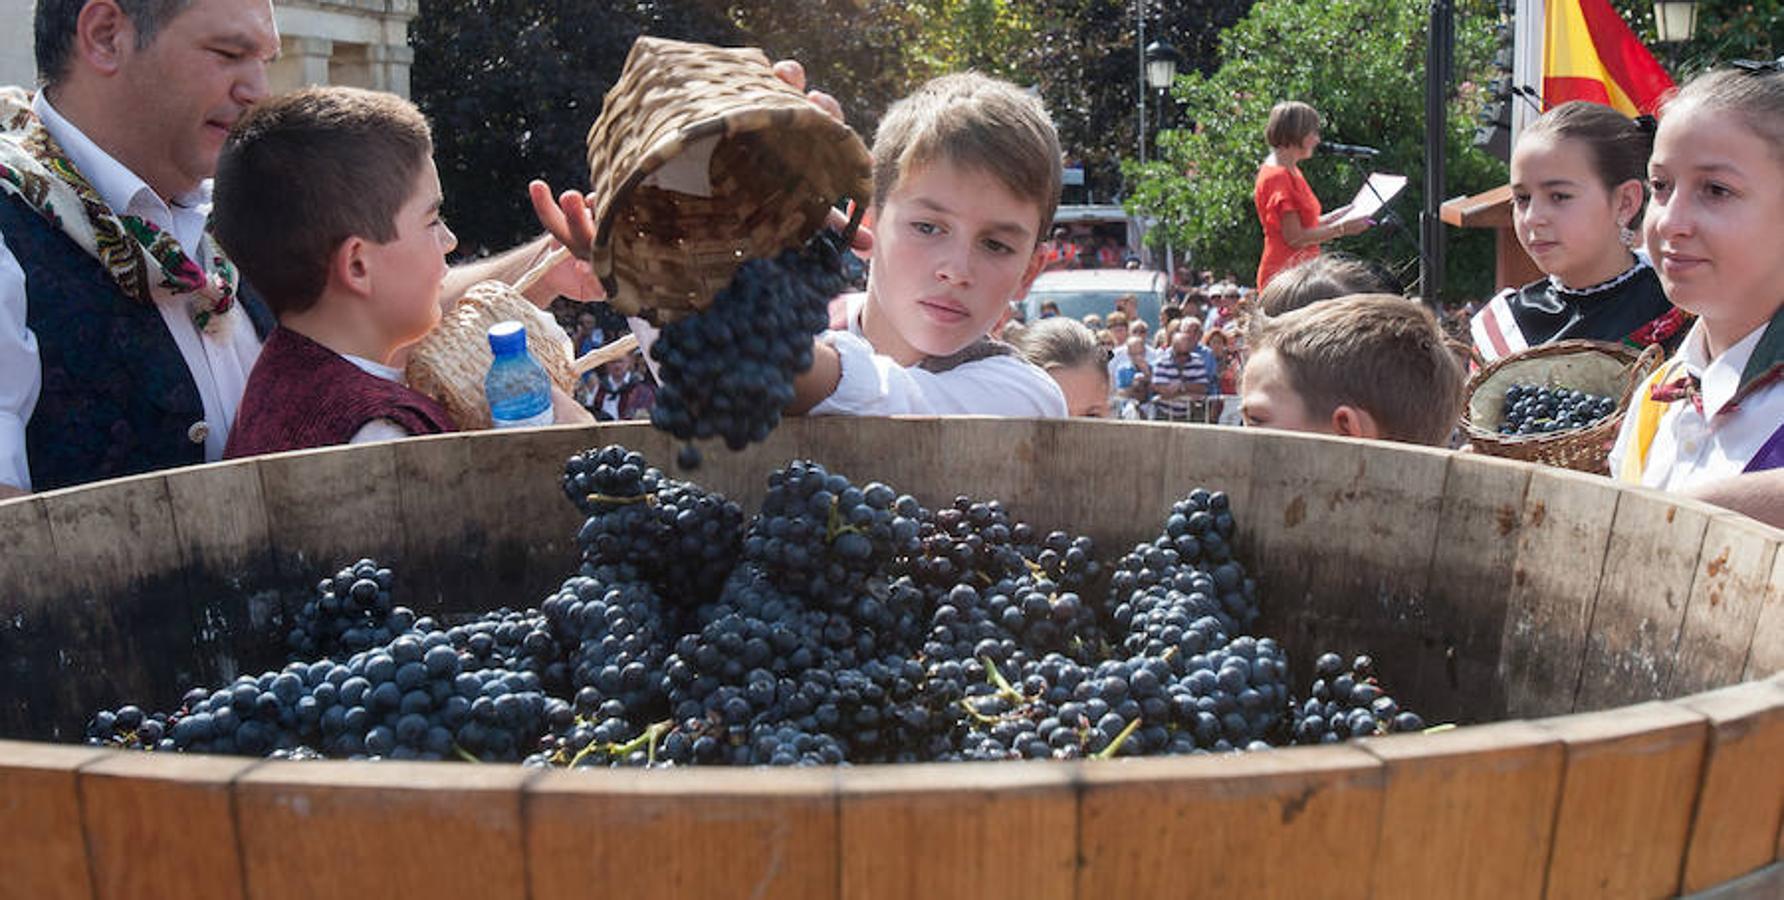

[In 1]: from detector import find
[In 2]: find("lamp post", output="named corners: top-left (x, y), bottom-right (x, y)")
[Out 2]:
top-left (1145, 40), bottom-right (1181, 150)
top-left (1653, 0), bottom-right (1700, 70)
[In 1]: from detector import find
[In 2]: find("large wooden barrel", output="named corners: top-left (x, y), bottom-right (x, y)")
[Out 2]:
top-left (1, 418), bottom-right (1780, 899)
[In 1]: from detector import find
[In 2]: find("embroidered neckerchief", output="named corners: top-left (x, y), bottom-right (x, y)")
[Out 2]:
top-left (1646, 305), bottom-right (1784, 416)
top-left (0, 88), bottom-right (238, 334)
top-left (1549, 256), bottom-right (1649, 299)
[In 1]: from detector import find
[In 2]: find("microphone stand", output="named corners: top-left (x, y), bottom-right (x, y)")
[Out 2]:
top-left (1337, 153), bottom-right (1423, 293)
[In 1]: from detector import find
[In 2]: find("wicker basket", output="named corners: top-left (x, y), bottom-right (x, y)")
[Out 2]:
top-left (1463, 339), bottom-right (1665, 474)
top-left (405, 280), bottom-right (578, 430)
top-left (582, 36), bottom-right (873, 326)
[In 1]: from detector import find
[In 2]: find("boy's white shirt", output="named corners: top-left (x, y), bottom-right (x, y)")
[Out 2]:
top-left (810, 293), bottom-right (1067, 418)
top-left (341, 352), bottom-right (413, 444)
top-left (1608, 318), bottom-right (1784, 491)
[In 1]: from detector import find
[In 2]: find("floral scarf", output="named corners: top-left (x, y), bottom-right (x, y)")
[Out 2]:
top-left (0, 87), bottom-right (238, 334)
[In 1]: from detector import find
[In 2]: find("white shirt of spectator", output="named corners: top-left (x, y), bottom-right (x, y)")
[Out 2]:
top-left (1608, 319), bottom-right (1784, 492)
top-left (810, 293), bottom-right (1066, 417)
top-left (0, 93), bottom-right (263, 490)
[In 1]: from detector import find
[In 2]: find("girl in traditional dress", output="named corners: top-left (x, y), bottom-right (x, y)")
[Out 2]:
top-left (1470, 101), bottom-right (1689, 363)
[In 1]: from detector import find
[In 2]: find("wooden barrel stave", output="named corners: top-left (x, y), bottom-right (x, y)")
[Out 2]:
top-left (0, 420), bottom-right (1779, 898)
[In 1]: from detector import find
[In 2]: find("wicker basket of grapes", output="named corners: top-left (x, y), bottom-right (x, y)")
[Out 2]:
top-left (581, 36), bottom-right (873, 327)
top-left (1462, 339), bottom-right (1665, 474)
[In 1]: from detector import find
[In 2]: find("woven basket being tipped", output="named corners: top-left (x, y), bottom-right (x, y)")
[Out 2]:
top-left (1463, 339), bottom-right (1664, 474)
top-left (583, 36), bottom-right (873, 326)
top-left (405, 281), bottom-right (578, 430)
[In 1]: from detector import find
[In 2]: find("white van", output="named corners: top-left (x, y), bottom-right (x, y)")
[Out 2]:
top-left (1021, 268), bottom-right (1169, 332)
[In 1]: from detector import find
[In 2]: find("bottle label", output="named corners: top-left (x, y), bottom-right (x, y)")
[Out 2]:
top-left (491, 405), bottom-right (554, 429)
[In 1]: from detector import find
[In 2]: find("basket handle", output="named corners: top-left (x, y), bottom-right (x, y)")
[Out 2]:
top-left (1616, 342), bottom-right (1667, 406)
top-left (511, 245), bottom-right (574, 297)
top-left (573, 333), bottom-right (641, 377)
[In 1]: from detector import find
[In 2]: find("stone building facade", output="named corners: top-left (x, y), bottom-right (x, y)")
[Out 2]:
top-left (1, 0), bottom-right (420, 99)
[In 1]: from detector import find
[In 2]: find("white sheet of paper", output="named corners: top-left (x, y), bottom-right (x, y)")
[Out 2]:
top-left (1337, 173), bottom-right (1407, 225)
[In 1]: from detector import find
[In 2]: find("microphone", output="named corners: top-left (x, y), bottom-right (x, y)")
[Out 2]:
top-left (1322, 142), bottom-right (1380, 159)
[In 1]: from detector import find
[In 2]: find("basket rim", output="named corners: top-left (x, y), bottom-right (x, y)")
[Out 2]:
top-left (1461, 339), bottom-right (1664, 447)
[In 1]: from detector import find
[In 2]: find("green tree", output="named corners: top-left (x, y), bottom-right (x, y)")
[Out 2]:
top-left (1023, 0), bottom-right (1257, 200)
top-left (1126, 0), bottom-right (1507, 300)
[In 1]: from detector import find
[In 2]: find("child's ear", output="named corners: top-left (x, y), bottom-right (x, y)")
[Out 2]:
top-left (1330, 405), bottom-right (1382, 439)
top-left (1614, 178), bottom-right (1647, 230)
top-left (1015, 243), bottom-right (1048, 297)
top-left (329, 236), bottom-right (374, 299)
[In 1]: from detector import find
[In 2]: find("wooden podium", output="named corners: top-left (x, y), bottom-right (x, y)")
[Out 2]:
top-left (1442, 185), bottom-right (1543, 292)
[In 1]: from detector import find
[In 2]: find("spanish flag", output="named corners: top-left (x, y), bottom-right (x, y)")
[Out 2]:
top-left (1542, 0), bottom-right (1674, 115)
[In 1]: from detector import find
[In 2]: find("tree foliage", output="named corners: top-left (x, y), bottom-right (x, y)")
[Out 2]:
top-left (1125, 0), bottom-right (1507, 300)
top-left (1610, 0), bottom-right (1781, 77)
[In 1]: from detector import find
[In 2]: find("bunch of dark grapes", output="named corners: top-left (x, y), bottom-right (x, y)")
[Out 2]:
top-left (440, 607), bottom-right (569, 695)
top-left (564, 446), bottom-right (745, 605)
top-left (1109, 489), bottom-right (1258, 636)
top-left (743, 460), bottom-right (924, 598)
top-left (541, 568), bottom-right (674, 723)
top-left (1290, 653), bottom-right (1425, 744)
top-left (286, 558), bottom-right (413, 660)
top-left (84, 704), bottom-right (169, 750)
top-left (83, 445), bottom-right (1440, 769)
top-left (649, 231), bottom-right (846, 451)
top-left (1499, 383), bottom-right (1617, 435)
top-left (906, 497), bottom-right (1026, 588)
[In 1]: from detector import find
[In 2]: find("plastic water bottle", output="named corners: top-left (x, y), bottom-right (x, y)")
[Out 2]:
top-left (485, 321), bottom-right (554, 428)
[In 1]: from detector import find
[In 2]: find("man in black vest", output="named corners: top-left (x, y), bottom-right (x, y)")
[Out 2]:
top-left (0, 0), bottom-right (599, 497)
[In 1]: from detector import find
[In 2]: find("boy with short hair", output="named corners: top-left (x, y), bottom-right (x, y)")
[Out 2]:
top-left (1239, 294), bottom-right (1464, 446)
top-left (789, 72), bottom-right (1067, 417)
top-left (213, 86), bottom-right (580, 458)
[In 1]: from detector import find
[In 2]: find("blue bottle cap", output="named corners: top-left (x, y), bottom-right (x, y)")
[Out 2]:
top-left (487, 320), bottom-right (528, 355)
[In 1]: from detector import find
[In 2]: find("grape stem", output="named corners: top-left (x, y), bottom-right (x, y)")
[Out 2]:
top-left (1093, 717), bottom-right (1143, 759)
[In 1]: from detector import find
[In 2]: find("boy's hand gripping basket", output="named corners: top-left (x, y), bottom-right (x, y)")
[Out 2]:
top-left (1462, 339), bottom-right (1665, 474)
top-left (581, 36), bottom-right (874, 325)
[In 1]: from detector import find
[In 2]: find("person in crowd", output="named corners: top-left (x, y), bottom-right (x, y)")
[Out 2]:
top-left (1131, 319), bottom-right (1152, 351)
top-left (1007, 317), bottom-right (1111, 417)
top-left (1610, 61), bottom-right (1784, 527)
top-left (1042, 225), bottom-right (1077, 272)
top-left (0, 0), bottom-right (604, 496)
top-left (1082, 313), bottom-right (1103, 331)
top-left (1254, 101), bottom-right (1371, 290)
top-left (1240, 294), bottom-right (1464, 446)
top-left (1104, 310), bottom-right (1130, 352)
top-left (1039, 300), bottom-right (1062, 319)
top-left (572, 309), bottom-right (607, 356)
top-left (1204, 282), bottom-right (1244, 335)
top-left (1112, 334), bottom-right (1153, 419)
top-left (1470, 100), bottom-right (1686, 364)
top-left (1257, 251), bottom-right (1402, 316)
top-left (1096, 235), bottom-right (1122, 269)
top-left (1151, 331), bottom-right (1214, 422)
top-left (1160, 304), bottom-right (1184, 338)
top-left (215, 88), bottom-right (592, 458)
top-left (1204, 326), bottom-right (1241, 424)
top-left (584, 350), bottom-right (654, 421)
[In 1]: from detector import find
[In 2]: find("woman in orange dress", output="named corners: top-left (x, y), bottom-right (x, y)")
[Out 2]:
top-left (1254, 101), bottom-right (1370, 289)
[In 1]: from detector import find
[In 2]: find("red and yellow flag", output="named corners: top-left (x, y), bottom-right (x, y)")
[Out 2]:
top-left (1542, 0), bottom-right (1674, 115)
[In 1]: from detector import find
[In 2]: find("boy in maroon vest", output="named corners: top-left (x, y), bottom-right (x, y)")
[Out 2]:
top-left (215, 87), bottom-right (585, 457)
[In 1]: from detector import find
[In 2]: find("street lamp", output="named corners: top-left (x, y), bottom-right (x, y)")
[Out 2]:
top-left (1142, 40), bottom-right (1180, 162)
top-left (1652, 0), bottom-right (1699, 44)
top-left (1145, 40), bottom-right (1181, 92)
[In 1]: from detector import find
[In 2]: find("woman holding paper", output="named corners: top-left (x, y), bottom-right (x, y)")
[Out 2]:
top-left (1253, 101), bottom-right (1372, 289)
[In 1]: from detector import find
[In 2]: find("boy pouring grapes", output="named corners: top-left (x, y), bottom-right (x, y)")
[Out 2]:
top-left (536, 72), bottom-right (1068, 419)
